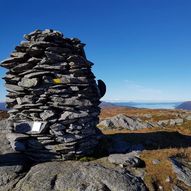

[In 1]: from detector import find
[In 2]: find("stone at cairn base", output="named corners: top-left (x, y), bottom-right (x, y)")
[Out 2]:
top-left (1, 29), bottom-right (104, 162)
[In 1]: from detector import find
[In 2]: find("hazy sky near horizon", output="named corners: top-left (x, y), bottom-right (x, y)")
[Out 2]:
top-left (0, 0), bottom-right (191, 102)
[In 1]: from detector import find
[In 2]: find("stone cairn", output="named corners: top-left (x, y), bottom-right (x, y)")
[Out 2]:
top-left (0, 29), bottom-right (105, 161)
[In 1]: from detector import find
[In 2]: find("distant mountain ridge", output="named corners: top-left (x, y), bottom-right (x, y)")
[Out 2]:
top-left (176, 101), bottom-right (191, 110)
top-left (0, 102), bottom-right (6, 110)
top-left (99, 101), bottom-right (117, 108)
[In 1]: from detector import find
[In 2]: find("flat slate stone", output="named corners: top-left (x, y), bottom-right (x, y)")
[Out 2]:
top-left (5, 84), bottom-right (24, 92)
top-left (11, 62), bottom-right (35, 73)
top-left (6, 133), bottom-right (29, 141)
top-left (34, 63), bottom-right (66, 70)
top-left (59, 111), bottom-right (89, 121)
top-left (40, 110), bottom-right (55, 121)
top-left (0, 53), bottom-right (28, 66)
top-left (10, 52), bottom-right (27, 57)
top-left (18, 78), bottom-right (39, 88)
top-left (45, 51), bottom-right (66, 62)
top-left (24, 71), bottom-right (51, 78)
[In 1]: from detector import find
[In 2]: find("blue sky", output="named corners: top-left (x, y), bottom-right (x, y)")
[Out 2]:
top-left (0, 0), bottom-right (191, 102)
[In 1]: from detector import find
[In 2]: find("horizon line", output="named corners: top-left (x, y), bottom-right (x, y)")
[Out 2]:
top-left (102, 99), bottom-right (190, 103)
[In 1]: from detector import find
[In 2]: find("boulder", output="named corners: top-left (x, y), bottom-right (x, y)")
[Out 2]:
top-left (108, 151), bottom-right (145, 168)
top-left (157, 120), bottom-right (169, 127)
top-left (98, 114), bottom-right (148, 130)
top-left (15, 161), bottom-right (148, 191)
top-left (169, 118), bottom-right (184, 126)
top-left (185, 115), bottom-right (191, 121)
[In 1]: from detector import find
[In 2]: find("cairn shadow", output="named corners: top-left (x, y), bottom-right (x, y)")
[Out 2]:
top-left (0, 152), bottom-right (33, 169)
top-left (1, 131), bottom-right (191, 165)
top-left (103, 131), bottom-right (191, 154)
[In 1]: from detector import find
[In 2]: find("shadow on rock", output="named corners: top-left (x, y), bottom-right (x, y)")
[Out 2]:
top-left (0, 152), bottom-right (32, 190)
top-left (0, 152), bottom-right (30, 167)
top-left (96, 131), bottom-right (191, 156)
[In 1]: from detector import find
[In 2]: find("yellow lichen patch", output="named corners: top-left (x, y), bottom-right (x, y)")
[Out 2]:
top-left (53, 78), bottom-right (62, 84)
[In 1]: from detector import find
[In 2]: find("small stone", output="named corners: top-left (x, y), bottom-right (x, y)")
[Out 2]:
top-left (158, 185), bottom-right (163, 190)
top-left (50, 123), bottom-right (66, 131)
top-left (28, 47), bottom-right (44, 57)
top-left (5, 84), bottom-right (24, 92)
top-left (152, 159), bottom-right (160, 165)
top-left (165, 176), bottom-right (171, 183)
top-left (24, 29), bottom-right (42, 40)
top-left (14, 122), bottom-right (33, 133)
top-left (27, 139), bottom-right (44, 149)
top-left (18, 78), bottom-right (39, 88)
top-left (11, 62), bottom-right (35, 73)
top-left (34, 63), bottom-right (66, 70)
top-left (27, 57), bottom-right (41, 64)
top-left (0, 53), bottom-right (28, 68)
top-left (157, 120), bottom-right (169, 127)
top-left (40, 110), bottom-right (55, 121)
top-left (16, 95), bottom-right (37, 105)
top-left (62, 134), bottom-right (77, 143)
top-left (6, 97), bottom-right (16, 104)
top-left (6, 133), bottom-right (29, 141)
top-left (11, 141), bottom-right (26, 151)
top-left (24, 71), bottom-right (51, 78)
top-left (46, 47), bottom-right (71, 54)
top-left (108, 152), bottom-right (145, 168)
top-left (59, 111), bottom-right (88, 121)
top-left (45, 51), bottom-right (66, 62)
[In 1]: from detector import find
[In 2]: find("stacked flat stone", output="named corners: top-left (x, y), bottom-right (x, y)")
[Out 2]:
top-left (0, 29), bottom-right (103, 161)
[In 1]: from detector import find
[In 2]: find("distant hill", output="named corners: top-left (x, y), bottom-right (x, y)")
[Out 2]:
top-left (176, 101), bottom-right (191, 110)
top-left (0, 102), bottom-right (6, 111)
top-left (99, 101), bottom-right (136, 109)
top-left (99, 101), bottom-right (117, 108)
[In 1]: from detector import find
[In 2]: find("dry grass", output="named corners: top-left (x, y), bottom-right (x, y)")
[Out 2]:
top-left (141, 148), bottom-right (191, 191)
top-left (0, 111), bottom-right (9, 120)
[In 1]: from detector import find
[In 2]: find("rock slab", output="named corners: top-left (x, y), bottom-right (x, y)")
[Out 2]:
top-left (15, 161), bottom-right (148, 191)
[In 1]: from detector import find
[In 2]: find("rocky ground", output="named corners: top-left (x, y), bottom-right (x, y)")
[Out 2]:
top-left (99, 106), bottom-right (191, 191)
top-left (1, 107), bottom-right (191, 191)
